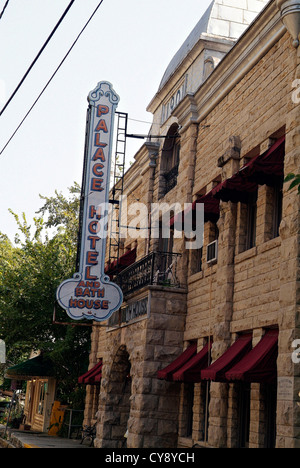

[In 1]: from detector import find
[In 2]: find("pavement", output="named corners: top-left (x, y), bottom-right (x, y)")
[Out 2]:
top-left (0, 425), bottom-right (94, 449)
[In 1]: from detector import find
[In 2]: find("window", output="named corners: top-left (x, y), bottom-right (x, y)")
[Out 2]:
top-left (272, 180), bottom-right (283, 238)
top-left (245, 191), bottom-right (258, 250)
top-left (262, 382), bottom-right (277, 448)
top-left (200, 381), bottom-right (210, 442)
top-left (207, 241), bottom-right (218, 264)
top-left (195, 247), bottom-right (203, 273)
top-left (186, 384), bottom-right (194, 437)
top-left (158, 222), bottom-right (174, 255)
top-left (157, 221), bottom-right (174, 275)
top-left (206, 220), bottom-right (219, 264)
top-left (179, 383), bottom-right (194, 438)
top-left (228, 192), bottom-right (254, 255)
top-left (37, 381), bottom-right (47, 416)
top-left (160, 124), bottom-right (181, 197)
top-left (237, 382), bottom-right (251, 448)
top-left (164, 140), bottom-right (180, 194)
top-left (263, 180), bottom-right (283, 243)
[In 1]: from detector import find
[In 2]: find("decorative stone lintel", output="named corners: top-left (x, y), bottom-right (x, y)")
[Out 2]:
top-left (217, 136), bottom-right (241, 168)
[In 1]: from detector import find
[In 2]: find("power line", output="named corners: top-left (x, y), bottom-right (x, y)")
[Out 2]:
top-left (0, 0), bottom-right (105, 157)
top-left (128, 117), bottom-right (153, 125)
top-left (0, 0), bottom-right (10, 20)
top-left (0, 0), bottom-right (76, 116)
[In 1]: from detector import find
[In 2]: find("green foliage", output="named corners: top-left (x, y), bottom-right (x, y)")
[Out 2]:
top-left (36, 181), bottom-right (81, 244)
top-left (284, 173), bottom-right (300, 194)
top-left (0, 183), bottom-right (90, 408)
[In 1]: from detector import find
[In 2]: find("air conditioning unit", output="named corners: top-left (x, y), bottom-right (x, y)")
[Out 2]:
top-left (207, 240), bottom-right (218, 264)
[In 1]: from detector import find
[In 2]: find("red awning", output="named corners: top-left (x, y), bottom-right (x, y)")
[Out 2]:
top-left (212, 176), bottom-right (257, 204)
top-left (170, 192), bottom-right (220, 229)
top-left (197, 193), bottom-right (220, 223)
top-left (201, 334), bottom-right (252, 382)
top-left (240, 136), bottom-right (285, 185)
top-left (225, 329), bottom-right (279, 383)
top-left (105, 248), bottom-right (137, 275)
top-left (78, 360), bottom-right (102, 385)
top-left (157, 343), bottom-right (197, 381)
top-left (173, 341), bottom-right (212, 383)
top-left (212, 136), bottom-right (285, 203)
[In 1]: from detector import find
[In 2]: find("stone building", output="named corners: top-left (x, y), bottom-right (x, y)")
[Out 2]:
top-left (81, 0), bottom-right (300, 448)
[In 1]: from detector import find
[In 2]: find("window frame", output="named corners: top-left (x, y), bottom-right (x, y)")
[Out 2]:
top-left (160, 124), bottom-right (181, 197)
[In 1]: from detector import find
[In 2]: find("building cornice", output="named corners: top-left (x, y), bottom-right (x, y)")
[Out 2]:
top-left (147, 35), bottom-right (234, 116)
top-left (175, 93), bottom-right (199, 131)
top-left (173, 1), bottom-right (286, 131)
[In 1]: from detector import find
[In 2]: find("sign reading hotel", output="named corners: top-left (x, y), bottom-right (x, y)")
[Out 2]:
top-left (56, 82), bottom-right (123, 322)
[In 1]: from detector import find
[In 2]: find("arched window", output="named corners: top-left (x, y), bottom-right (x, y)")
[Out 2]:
top-left (160, 123), bottom-right (180, 196)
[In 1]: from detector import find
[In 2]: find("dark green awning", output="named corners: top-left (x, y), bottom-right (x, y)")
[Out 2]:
top-left (5, 354), bottom-right (54, 381)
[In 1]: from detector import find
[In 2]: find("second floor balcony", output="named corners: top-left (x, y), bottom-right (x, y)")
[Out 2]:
top-left (114, 251), bottom-right (181, 297)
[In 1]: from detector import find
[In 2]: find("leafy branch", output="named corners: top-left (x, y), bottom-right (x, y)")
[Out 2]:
top-left (284, 173), bottom-right (300, 194)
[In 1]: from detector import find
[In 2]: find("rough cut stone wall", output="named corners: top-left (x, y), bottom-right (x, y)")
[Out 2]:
top-left (85, 287), bottom-right (187, 449)
top-left (186, 31), bottom-right (299, 448)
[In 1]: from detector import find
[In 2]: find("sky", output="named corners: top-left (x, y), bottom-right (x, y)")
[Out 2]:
top-left (0, 0), bottom-right (212, 242)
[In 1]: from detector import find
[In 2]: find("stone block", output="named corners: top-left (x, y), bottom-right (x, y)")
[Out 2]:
top-left (127, 433), bottom-right (144, 449)
top-left (129, 417), bottom-right (158, 435)
top-left (163, 330), bottom-right (183, 346)
top-left (157, 419), bottom-right (178, 437)
top-left (131, 394), bottom-right (159, 412)
top-left (111, 425), bottom-right (127, 440)
top-left (131, 377), bottom-right (152, 395)
top-left (158, 395), bottom-right (181, 413)
top-left (146, 328), bottom-right (165, 345)
top-left (142, 435), bottom-right (177, 449)
top-left (148, 313), bottom-right (186, 332)
top-left (154, 345), bottom-right (181, 362)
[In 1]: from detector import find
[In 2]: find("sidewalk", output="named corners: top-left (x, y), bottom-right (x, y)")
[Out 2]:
top-left (0, 425), bottom-right (93, 449)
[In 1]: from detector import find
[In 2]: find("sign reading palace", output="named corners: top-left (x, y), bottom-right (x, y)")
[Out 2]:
top-left (56, 82), bottom-right (123, 322)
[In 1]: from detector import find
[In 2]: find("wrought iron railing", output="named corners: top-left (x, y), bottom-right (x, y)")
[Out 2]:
top-left (115, 251), bottom-right (181, 296)
top-left (164, 165), bottom-right (179, 194)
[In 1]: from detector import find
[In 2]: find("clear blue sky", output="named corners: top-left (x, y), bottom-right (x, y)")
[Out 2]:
top-left (0, 0), bottom-right (212, 242)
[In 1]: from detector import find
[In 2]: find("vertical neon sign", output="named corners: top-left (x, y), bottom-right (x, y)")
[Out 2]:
top-left (56, 82), bottom-right (123, 322)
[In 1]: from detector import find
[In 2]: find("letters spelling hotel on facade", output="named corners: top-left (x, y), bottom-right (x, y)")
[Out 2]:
top-left (80, 0), bottom-right (300, 449)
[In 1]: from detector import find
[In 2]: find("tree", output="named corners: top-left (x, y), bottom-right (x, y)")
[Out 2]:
top-left (285, 173), bottom-right (300, 194)
top-left (0, 184), bottom-right (90, 407)
top-left (36, 181), bottom-right (81, 245)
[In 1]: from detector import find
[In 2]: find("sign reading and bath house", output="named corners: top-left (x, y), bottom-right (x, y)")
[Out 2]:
top-left (56, 82), bottom-right (123, 322)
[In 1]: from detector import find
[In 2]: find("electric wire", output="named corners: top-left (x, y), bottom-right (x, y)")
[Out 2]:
top-left (128, 117), bottom-right (153, 125)
top-left (0, 0), bottom-right (105, 157)
top-left (0, 0), bottom-right (76, 116)
top-left (0, 0), bottom-right (10, 20)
